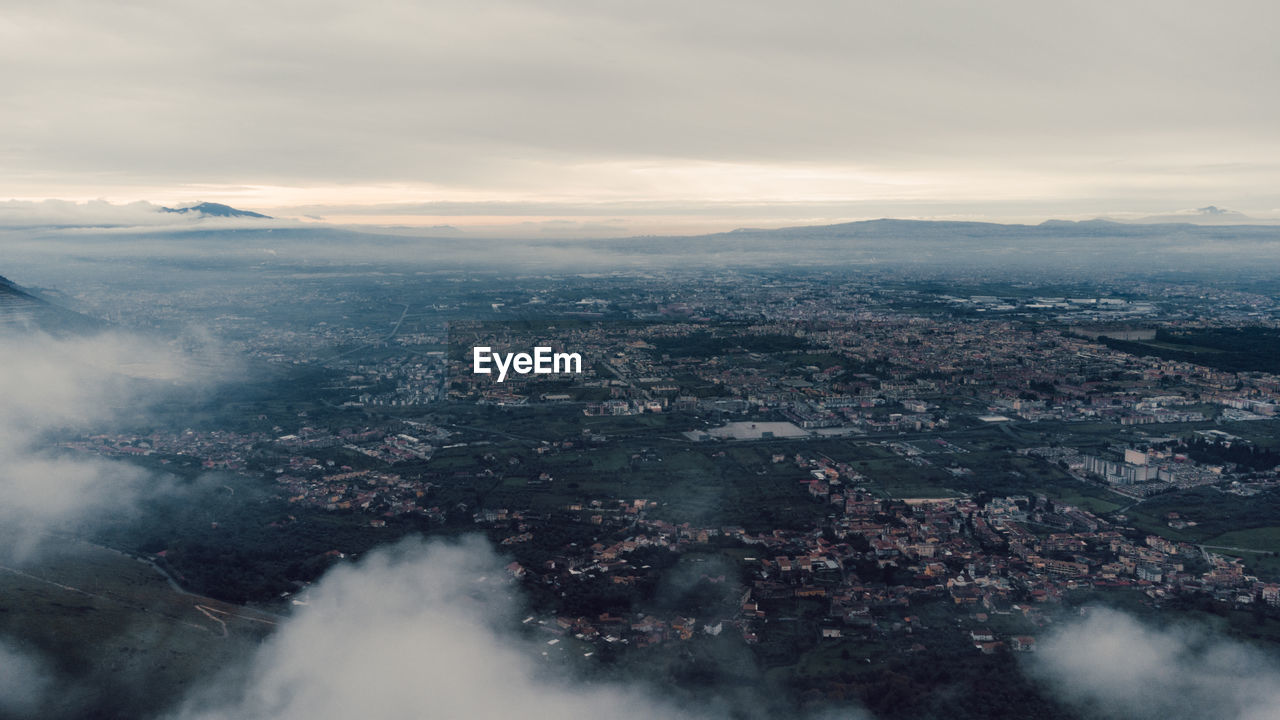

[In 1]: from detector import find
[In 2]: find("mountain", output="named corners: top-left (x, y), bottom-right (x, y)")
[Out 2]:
top-left (652, 217), bottom-right (1278, 245)
top-left (160, 202), bottom-right (271, 219)
top-left (20, 214), bottom-right (1280, 276)
top-left (0, 274), bottom-right (104, 334)
top-left (581, 217), bottom-right (1280, 274)
top-left (1130, 206), bottom-right (1260, 225)
top-left (1037, 219), bottom-right (1126, 229)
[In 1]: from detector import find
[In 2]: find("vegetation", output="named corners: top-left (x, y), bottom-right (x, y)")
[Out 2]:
top-left (1101, 326), bottom-right (1280, 374)
top-left (651, 331), bottom-right (812, 357)
top-left (1172, 437), bottom-right (1280, 472)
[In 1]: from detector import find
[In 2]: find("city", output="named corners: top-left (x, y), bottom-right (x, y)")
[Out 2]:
top-left (7, 263), bottom-right (1280, 718)
top-left (3, 1), bottom-right (1279, 718)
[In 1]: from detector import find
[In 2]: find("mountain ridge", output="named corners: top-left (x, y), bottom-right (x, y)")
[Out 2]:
top-left (0, 273), bottom-right (105, 334)
top-left (160, 202), bottom-right (271, 219)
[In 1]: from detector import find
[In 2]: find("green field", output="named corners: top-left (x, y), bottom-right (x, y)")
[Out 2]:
top-left (1044, 488), bottom-right (1123, 514)
top-left (1123, 488), bottom-right (1280, 544)
top-left (1101, 326), bottom-right (1280, 374)
top-left (1211, 549), bottom-right (1280, 581)
top-left (1205, 526), bottom-right (1280, 552)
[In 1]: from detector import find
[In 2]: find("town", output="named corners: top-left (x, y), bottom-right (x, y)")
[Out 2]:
top-left (41, 266), bottom-right (1280, 715)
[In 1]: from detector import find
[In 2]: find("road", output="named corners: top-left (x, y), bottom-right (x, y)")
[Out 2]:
top-left (1201, 544), bottom-right (1272, 555)
top-left (325, 302), bottom-right (411, 361)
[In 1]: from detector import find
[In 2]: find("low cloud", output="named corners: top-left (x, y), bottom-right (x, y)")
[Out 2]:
top-left (170, 536), bottom-right (867, 720)
top-left (172, 537), bottom-right (685, 720)
top-left (0, 640), bottom-right (51, 716)
top-left (0, 329), bottom-right (210, 558)
top-left (0, 199), bottom-right (179, 229)
top-left (1029, 607), bottom-right (1280, 720)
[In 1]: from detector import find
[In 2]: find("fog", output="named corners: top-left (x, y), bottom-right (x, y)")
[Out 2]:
top-left (168, 536), bottom-right (871, 720)
top-left (7, 214), bottom-right (1280, 292)
top-left (0, 640), bottom-right (51, 717)
top-left (0, 329), bottom-right (217, 559)
top-left (0, 199), bottom-right (225, 229)
top-left (167, 536), bottom-right (1280, 720)
top-left (1030, 607), bottom-right (1280, 720)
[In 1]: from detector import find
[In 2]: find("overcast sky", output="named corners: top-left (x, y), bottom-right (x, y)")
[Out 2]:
top-left (3, 0), bottom-right (1278, 234)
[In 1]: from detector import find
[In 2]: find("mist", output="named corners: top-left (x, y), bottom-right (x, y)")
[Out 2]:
top-left (0, 329), bottom-right (212, 559)
top-left (0, 640), bottom-right (51, 717)
top-left (0, 199), bottom-right (203, 229)
top-left (173, 536), bottom-right (696, 720)
top-left (6, 211), bottom-right (1280, 290)
top-left (168, 535), bottom-right (872, 720)
top-left (1029, 607), bottom-right (1280, 720)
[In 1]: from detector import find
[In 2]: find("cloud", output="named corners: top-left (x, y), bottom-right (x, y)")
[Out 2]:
top-left (0, 199), bottom-right (179, 228)
top-left (3, 2), bottom-right (1280, 223)
top-left (1029, 607), bottom-right (1280, 720)
top-left (0, 329), bottom-right (211, 558)
top-left (169, 536), bottom-right (868, 720)
top-left (0, 640), bottom-right (51, 716)
top-left (172, 537), bottom-right (681, 720)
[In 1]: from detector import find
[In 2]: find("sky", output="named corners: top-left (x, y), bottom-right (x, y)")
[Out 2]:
top-left (3, 0), bottom-right (1279, 235)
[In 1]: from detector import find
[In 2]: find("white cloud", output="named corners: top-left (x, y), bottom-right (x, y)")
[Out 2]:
top-left (0, 199), bottom-right (176, 228)
top-left (172, 537), bottom-right (683, 719)
top-left (170, 536), bottom-right (871, 720)
top-left (0, 638), bottom-right (49, 712)
top-left (0, 640), bottom-right (52, 716)
top-left (1030, 607), bottom-right (1280, 720)
top-left (0, 330), bottom-right (210, 557)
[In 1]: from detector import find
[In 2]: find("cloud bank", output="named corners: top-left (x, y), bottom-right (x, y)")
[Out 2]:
top-left (172, 537), bottom-right (701, 720)
top-left (0, 329), bottom-right (203, 558)
top-left (0, 640), bottom-right (51, 717)
top-left (1031, 607), bottom-right (1280, 720)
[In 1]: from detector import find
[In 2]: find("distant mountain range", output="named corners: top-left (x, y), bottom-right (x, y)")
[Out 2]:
top-left (1124, 205), bottom-right (1259, 225)
top-left (569, 215), bottom-right (1280, 273)
top-left (147, 201), bottom-right (1268, 231)
top-left (160, 202), bottom-right (271, 219)
top-left (12, 200), bottom-right (1280, 275)
top-left (681, 216), bottom-right (1280, 244)
top-left (716, 207), bottom-right (1268, 237)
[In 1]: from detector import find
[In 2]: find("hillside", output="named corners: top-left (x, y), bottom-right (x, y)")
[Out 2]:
top-left (160, 202), bottom-right (271, 219)
top-left (0, 274), bottom-right (104, 334)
